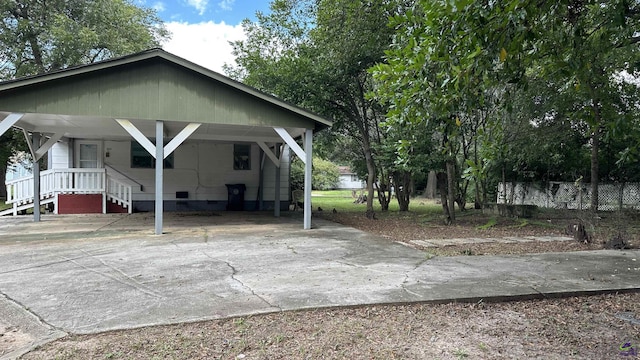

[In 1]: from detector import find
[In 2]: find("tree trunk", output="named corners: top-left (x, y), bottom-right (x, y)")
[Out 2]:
top-left (587, 82), bottom-right (603, 212)
top-left (424, 170), bottom-right (437, 198)
top-left (590, 125), bottom-right (600, 212)
top-left (436, 172), bottom-right (451, 224)
top-left (376, 181), bottom-right (391, 211)
top-left (394, 171), bottom-right (411, 211)
top-left (0, 165), bottom-right (6, 199)
top-left (363, 139), bottom-right (376, 219)
top-left (446, 160), bottom-right (456, 223)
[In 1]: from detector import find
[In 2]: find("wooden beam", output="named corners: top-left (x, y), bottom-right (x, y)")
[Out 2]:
top-left (34, 133), bottom-right (64, 161)
top-left (0, 113), bottom-right (23, 136)
top-left (257, 142), bottom-right (281, 168)
top-left (115, 119), bottom-right (156, 157)
top-left (274, 127), bottom-right (306, 164)
top-left (22, 129), bottom-right (36, 159)
top-left (164, 123), bottom-right (201, 159)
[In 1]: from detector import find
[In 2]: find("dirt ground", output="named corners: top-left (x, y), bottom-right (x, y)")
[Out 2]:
top-left (14, 209), bottom-right (640, 359)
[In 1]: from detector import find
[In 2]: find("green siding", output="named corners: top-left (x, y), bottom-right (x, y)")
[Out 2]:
top-left (0, 58), bottom-right (317, 129)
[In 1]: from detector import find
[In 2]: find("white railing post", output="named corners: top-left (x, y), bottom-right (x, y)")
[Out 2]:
top-left (102, 170), bottom-right (107, 214)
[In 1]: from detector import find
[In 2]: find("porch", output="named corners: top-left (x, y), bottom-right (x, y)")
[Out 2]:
top-left (3, 168), bottom-right (132, 216)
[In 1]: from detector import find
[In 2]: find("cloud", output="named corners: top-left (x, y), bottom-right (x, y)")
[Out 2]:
top-left (218, 0), bottom-right (235, 11)
top-left (162, 21), bottom-right (246, 74)
top-left (187, 0), bottom-right (209, 15)
top-left (152, 1), bottom-right (165, 12)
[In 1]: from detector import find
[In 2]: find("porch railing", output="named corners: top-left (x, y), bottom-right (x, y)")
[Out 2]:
top-left (5, 168), bottom-right (132, 214)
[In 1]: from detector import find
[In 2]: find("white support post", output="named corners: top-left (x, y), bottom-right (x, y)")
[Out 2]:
top-left (303, 129), bottom-right (313, 229)
top-left (0, 113), bottom-right (23, 136)
top-left (155, 121), bottom-right (164, 235)
top-left (32, 133), bottom-right (41, 222)
top-left (274, 143), bottom-right (281, 217)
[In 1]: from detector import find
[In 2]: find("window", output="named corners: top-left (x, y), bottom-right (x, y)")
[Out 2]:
top-left (78, 143), bottom-right (98, 168)
top-left (131, 141), bottom-right (174, 169)
top-left (233, 144), bottom-right (251, 170)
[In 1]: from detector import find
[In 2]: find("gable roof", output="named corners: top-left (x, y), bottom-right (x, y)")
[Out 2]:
top-left (0, 48), bottom-right (331, 141)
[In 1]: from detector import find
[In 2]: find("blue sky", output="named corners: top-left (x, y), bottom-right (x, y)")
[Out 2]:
top-left (144, 0), bottom-right (272, 74)
top-left (151, 0), bottom-right (271, 24)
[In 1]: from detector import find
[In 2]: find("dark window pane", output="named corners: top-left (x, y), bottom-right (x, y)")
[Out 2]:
top-left (131, 141), bottom-right (174, 169)
top-left (233, 144), bottom-right (251, 170)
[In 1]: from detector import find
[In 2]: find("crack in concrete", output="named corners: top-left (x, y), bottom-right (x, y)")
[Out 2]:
top-left (59, 255), bottom-right (164, 299)
top-left (90, 214), bottom-right (132, 234)
top-left (197, 250), bottom-right (281, 309)
top-left (219, 257), bottom-right (282, 311)
top-left (0, 290), bottom-right (65, 335)
top-left (399, 257), bottom-right (432, 299)
top-left (0, 255), bottom-right (88, 275)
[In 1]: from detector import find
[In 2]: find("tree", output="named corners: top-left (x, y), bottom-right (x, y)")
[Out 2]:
top-left (518, 0), bottom-right (640, 210)
top-left (372, 0), bottom-right (640, 220)
top-left (0, 0), bottom-right (167, 193)
top-left (227, 0), bottom-right (395, 218)
top-left (0, 130), bottom-right (26, 198)
top-left (371, 1), bottom-right (511, 222)
top-left (290, 157), bottom-right (340, 191)
top-left (0, 0), bottom-right (168, 78)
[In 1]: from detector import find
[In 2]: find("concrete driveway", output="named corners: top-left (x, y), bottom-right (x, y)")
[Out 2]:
top-left (1, 212), bottom-right (639, 358)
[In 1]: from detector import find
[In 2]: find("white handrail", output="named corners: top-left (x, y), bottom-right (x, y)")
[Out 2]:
top-left (4, 168), bottom-right (133, 213)
top-left (106, 177), bottom-right (133, 214)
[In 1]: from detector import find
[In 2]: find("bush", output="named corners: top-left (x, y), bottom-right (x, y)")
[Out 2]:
top-left (291, 157), bottom-right (340, 190)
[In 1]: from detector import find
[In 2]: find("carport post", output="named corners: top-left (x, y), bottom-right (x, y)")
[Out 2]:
top-left (303, 129), bottom-right (312, 229)
top-left (32, 132), bottom-right (41, 222)
top-left (155, 121), bottom-right (164, 235)
top-left (274, 143), bottom-right (281, 217)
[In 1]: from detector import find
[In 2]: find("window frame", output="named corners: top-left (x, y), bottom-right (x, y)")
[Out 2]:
top-left (233, 144), bottom-right (251, 170)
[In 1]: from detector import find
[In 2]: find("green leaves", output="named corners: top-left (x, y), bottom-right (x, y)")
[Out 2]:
top-left (0, 0), bottom-right (168, 78)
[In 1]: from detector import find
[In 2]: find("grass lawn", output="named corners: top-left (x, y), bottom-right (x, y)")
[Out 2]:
top-left (311, 189), bottom-right (443, 215)
top-left (0, 196), bottom-right (10, 211)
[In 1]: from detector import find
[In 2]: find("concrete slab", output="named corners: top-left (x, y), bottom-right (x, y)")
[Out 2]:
top-left (412, 235), bottom-right (574, 248)
top-left (0, 295), bottom-right (65, 360)
top-left (0, 213), bottom-right (638, 359)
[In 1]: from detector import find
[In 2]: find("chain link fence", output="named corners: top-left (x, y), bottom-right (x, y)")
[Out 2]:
top-left (497, 182), bottom-right (640, 211)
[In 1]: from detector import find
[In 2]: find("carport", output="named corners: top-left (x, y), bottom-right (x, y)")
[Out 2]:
top-left (0, 48), bottom-right (332, 233)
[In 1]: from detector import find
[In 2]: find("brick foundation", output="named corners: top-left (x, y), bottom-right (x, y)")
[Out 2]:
top-left (57, 194), bottom-right (103, 214)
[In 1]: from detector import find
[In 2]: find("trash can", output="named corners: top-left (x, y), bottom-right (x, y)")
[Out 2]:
top-left (225, 184), bottom-right (246, 211)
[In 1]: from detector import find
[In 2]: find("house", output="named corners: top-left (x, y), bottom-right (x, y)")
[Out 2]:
top-left (0, 49), bottom-right (332, 232)
top-left (337, 166), bottom-right (364, 189)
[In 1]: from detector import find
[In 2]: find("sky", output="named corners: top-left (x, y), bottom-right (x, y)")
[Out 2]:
top-left (143, 0), bottom-right (272, 74)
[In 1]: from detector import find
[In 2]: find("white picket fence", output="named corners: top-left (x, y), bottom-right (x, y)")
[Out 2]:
top-left (4, 168), bottom-right (132, 215)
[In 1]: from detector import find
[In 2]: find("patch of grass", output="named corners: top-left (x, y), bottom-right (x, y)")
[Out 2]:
top-left (454, 348), bottom-right (469, 359)
top-left (311, 190), bottom-right (443, 215)
top-left (0, 196), bottom-right (10, 211)
top-left (526, 219), bottom-right (562, 229)
top-left (476, 217), bottom-right (497, 230)
top-left (461, 249), bottom-right (475, 256)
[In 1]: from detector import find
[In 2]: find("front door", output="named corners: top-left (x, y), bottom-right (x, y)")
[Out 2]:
top-left (75, 141), bottom-right (102, 168)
